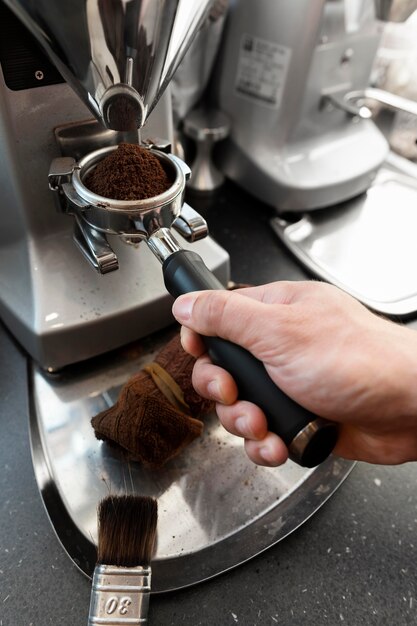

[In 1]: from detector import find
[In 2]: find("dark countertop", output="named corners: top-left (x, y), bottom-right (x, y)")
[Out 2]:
top-left (1, 182), bottom-right (417, 625)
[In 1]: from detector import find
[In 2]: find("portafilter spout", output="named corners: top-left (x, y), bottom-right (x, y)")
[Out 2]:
top-left (3, 0), bottom-right (216, 130)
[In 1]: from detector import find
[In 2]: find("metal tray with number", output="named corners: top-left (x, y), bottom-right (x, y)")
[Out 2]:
top-left (29, 327), bottom-right (354, 593)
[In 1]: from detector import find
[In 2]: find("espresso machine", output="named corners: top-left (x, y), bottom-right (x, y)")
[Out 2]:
top-left (214, 0), bottom-right (417, 317)
top-left (0, 0), bottom-right (230, 371)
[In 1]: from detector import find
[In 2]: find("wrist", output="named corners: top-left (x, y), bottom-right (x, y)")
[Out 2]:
top-left (397, 325), bottom-right (417, 420)
top-left (380, 320), bottom-right (417, 430)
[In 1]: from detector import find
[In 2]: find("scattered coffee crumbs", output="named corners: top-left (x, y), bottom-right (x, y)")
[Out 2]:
top-left (84, 142), bottom-right (171, 200)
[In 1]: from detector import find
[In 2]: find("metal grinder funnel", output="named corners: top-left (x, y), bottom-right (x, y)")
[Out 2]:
top-left (3, 0), bottom-right (216, 130)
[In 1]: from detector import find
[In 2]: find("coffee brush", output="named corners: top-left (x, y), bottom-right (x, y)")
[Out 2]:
top-left (88, 495), bottom-right (158, 625)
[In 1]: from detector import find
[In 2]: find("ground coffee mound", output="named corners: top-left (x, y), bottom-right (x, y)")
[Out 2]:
top-left (85, 143), bottom-right (171, 200)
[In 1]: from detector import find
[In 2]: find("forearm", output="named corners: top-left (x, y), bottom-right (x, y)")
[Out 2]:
top-left (332, 317), bottom-right (417, 464)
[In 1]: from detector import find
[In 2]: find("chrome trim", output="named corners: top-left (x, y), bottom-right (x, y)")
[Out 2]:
top-left (88, 564), bottom-right (151, 625)
top-left (147, 228), bottom-right (182, 264)
top-left (325, 88), bottom-right (417, 120)
top-left (288, 418), bottom-right (333, 463)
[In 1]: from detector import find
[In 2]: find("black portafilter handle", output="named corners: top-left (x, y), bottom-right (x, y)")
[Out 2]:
top-left (162, 249), bottom-right (339, 468)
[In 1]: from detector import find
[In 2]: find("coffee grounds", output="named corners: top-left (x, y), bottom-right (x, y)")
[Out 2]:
top-left (84, 143), bottom-right (171, 200)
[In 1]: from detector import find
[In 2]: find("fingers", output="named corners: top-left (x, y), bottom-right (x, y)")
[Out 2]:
top-left (172, 281), bottom-right (329, 348)
top-left (191, 355), bottom-right (288, 466)
top-left (191, 354), bottom-right (238, 405)
top-left (177, 285), bottom-right (295, 357)
top-left (216, 400), bottom-right (268, 440)
top-left (217, 400), bottom-right (288, 466)
top-left (180, 326), bottom-right (205, 358)
top-left (173, 289), bottom-right (278, 351)
top-left (174, 281), bottom-right (360, 362)
top-left (226, 280), bottom-right (336, 305)
top-left (245, 434), bottom-right (289, 467)
top-left (218, 400), bottom-right (288, 466)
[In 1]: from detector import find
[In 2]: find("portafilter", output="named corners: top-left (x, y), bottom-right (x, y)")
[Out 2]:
top-left (49, 144), bottom-right (339, 468)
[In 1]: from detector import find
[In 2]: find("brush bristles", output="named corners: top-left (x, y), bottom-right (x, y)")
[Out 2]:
top-left (97, 495), bottom-right (158, 567)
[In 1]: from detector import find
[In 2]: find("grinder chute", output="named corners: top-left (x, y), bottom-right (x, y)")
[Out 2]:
top-left (3, 0), bottom-right (216, 130)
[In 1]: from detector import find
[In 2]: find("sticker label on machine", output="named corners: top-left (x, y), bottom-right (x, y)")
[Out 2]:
top-left (235, 34), bottom-right (291, 108)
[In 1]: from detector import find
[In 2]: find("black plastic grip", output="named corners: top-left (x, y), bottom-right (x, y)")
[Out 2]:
top-left (163, 249), bottom-right (338, 467)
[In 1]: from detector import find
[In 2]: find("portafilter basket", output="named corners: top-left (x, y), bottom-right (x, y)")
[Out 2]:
top-left (71, 145), bottom-right (190, 240)
top-left (49, 145), bottom-right (339, 469)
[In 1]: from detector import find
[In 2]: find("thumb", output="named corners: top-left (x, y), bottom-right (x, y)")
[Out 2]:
top-left (172, 289), bottom-right (277, 353)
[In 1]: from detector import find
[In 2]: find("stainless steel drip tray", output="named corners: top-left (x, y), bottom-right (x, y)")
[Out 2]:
top-left (271, 152), bottom-right (417, 317)
top-left (29, 328), bottom-right (354, 593)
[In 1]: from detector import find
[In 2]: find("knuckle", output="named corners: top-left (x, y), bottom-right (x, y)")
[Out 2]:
top-left (208, 292), bottom-right (229, 330)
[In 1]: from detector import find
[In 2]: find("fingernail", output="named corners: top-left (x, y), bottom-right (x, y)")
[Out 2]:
top-left (260, 444), bottom-right (275, 463)
top-left (207, 379), bottom-right (221, 401)
top-left (179, 325), bottom-right (187, 350)
top-left (235, 416), bottom-right (250, 436)
top-left (172, 295), bottom-right (195, 322)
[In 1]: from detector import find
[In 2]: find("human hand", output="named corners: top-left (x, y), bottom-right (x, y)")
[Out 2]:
top-left (172, 281), bottom-right (417, 466)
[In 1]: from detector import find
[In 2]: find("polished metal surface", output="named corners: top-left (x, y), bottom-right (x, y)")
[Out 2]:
top-left (54, 119), bottom-right (139, 161)
top-left (184, 108), bottom-right (230, 192)
top-left (288, 418), bottom-right (336, 462)
top-left (327, 87), bottom-right (417, 119)
top-left (0, 45), bottom-right (211, 371)
top-left (171, 204), bottom-right (209, 242)
top-left (184, 109), bottom-right (230, 143)
top-left (73, 217), bottom-right (119, 275)
top-left (88, 565), bottom-right (151, 625)
top-left (29, 331), bottom-right (355, 593)
top-left (50, 146), bottom-right (209, 273)
top-left (171, 1), bottom-right (228, 123)
top-left (72, 147), bottom-right (188, 236)
top-left (51, 146), bottom-right (190, 240)
top-left (271, 153), bottom-right (417, 317)
top-left (4, 0), bottom-right (216, 130)
top-left (213, 0), bottom-right (388, 211)
top-left (146, 228), bottom-right (182, 264)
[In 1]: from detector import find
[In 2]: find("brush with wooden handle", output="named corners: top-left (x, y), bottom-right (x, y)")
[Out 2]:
top-left (88, 495), bottom-right (158, 625)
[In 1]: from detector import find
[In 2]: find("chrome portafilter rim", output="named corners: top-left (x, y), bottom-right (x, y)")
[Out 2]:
top-left (72, 145), bottom-right (186, 213)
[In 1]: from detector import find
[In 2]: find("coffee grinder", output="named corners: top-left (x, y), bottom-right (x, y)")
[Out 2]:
top-left (0, 0), bottom-right (230, 371)
top-left (213, 0), bottom-right (417, 317)
top-left (214, 0), bottom-right (417, 211)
